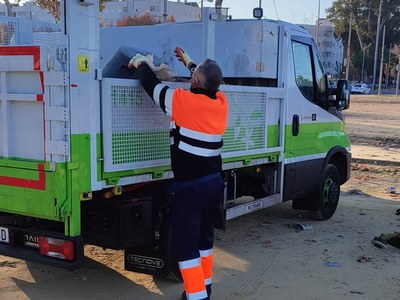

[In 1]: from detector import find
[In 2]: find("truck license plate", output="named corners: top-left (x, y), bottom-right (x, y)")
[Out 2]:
top-left (0, 227), bottom-right (9, 243)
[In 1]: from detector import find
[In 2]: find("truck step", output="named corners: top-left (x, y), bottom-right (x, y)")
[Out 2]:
top-left (226, 194), bottom-right (281, 220)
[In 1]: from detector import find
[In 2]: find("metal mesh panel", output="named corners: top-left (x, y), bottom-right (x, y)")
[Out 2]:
top-left (103, 79), bottom-right (170, 172)
top-left (32, 21), bottom-right (62, 45)
top-left (103, 79), bottom-right (271, 173)
top-left (0, 19), bottom-right (17, 45)
top-left (0, 17), bottom-right (62, 46)
top-left (223, 90), bottom-right (267, 156)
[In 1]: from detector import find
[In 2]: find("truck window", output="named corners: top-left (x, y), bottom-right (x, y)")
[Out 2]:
top-left (292, 41), bottom-right (315, 102)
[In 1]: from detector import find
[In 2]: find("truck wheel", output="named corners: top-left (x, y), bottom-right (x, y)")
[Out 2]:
top-left (164, 242), bottom-right (182, 282)
top-left (309, 164), bottom-right (340, 221)
top-left (165, 261), bottom-right (182, 282)
top-left (162, 221), bottom-right (183, 282)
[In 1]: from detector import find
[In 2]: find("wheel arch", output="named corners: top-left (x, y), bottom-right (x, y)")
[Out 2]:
top-left (292, 146), bottom-right (351, 213)
top-left (322, 146), bottom-right (351, 185)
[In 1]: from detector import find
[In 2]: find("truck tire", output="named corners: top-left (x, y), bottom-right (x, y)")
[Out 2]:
top-left (309, 164), bottom-right (340, 221)
top-left (161, 218), bottom-right (183, 282)
top-left (165, 259), bottom-right (182, 282)
top-left (164, 233), bottom-right (182, 282)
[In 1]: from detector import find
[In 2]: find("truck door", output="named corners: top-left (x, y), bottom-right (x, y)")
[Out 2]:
top-left (0, 45), bottom-right (70, 221)
top-left (286, 36), bottom-right (331, 195)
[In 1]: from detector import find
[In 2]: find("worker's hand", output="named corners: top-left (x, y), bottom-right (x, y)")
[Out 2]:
top-left (174, 47), bottom-right (193, 68)
top-left (128, 54), bottom-right (151, 69)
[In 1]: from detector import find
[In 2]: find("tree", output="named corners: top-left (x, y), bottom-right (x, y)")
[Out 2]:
top-left (327, 0), bottom-right (400, 81)
top-left (3, 0), bottom-right (22, 17)
top-left (115, 12), bottom-right (175, 27)
top-left (35, 0), bottom-right (107, 22)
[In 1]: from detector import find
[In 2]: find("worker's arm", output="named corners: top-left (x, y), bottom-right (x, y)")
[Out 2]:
top-left (137, 63), bottom-right (161, 100)
top-left (138, 64), bottom-right (173, 116)
top-left (129, 54), bottom-right (173, 116)
top-left (131, 61), bottom-right (174, 116)
top-left (128, 54), bottom-right (162, 101)
top-left (175, 47), bottom-right (197, 75)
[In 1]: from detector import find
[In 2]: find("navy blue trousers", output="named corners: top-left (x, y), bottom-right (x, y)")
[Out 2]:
top-left (167, 173), bottom-right (224, 262)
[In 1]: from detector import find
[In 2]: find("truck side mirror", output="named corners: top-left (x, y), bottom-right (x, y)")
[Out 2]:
top-left (335, 79), bottom-right (350, 110)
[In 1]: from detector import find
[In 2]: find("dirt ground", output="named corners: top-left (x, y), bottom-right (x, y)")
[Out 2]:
top-left (1, 95), bottom-right (400, 300)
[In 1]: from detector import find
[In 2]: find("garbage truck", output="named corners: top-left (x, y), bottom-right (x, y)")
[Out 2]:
top-left (0, 1), bottom-right (350, 278)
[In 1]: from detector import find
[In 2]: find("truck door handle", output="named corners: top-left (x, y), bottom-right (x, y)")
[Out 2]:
top-left (292, 115), bottom-right (299, 136)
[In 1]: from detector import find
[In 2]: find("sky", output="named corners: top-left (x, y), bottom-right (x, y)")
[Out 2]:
top-left (2, 0), bottom-right (334, 25)
top-left (200, 0), bottom-right (334, 24)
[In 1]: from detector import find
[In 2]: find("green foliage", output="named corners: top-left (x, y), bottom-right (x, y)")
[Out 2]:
top-left (115, 12), bottom-right (176, 27)
top-left (327, 0), bottom-right (400, 81)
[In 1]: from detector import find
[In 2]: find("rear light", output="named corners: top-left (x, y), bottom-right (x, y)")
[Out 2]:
top-left (39, 236), bottom-right (75, 261)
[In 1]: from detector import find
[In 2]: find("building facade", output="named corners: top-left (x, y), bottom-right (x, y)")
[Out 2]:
top-left (0, 1), bottom-right (201, 26)
top-left (100, 0), bottom-right (202, 26)
top-left (302, 19), bottom-right (344, 78)
top-left (0, 2), bottom-right (55, 23)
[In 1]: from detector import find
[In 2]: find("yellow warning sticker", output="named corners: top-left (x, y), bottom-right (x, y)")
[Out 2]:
top-left (78, 55), bottom-right (89, 72)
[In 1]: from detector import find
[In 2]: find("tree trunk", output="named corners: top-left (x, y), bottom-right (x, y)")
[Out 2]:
top-left (355, 26), bottom-right (364, 50)
top-left (4, 0), bottom-right (15, 17)
top-left (215, 0), bottom-right (223, 20)
top-left (367, 0), bottom-right (371, 35)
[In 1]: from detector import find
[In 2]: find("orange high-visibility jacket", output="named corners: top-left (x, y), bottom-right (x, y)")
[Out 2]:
top-left (155, 85), bottom-right (229, 179)
top-left (138, 64), bottom-right (229, 179)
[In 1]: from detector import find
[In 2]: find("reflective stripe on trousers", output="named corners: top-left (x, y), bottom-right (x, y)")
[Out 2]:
top-left (179, 257), bottom-right (208, 300)
top-left (200, 249), bottom-right (213, 286)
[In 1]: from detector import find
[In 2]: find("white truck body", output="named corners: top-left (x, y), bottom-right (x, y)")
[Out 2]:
top-left (0, 2), bottom-right (350, 275)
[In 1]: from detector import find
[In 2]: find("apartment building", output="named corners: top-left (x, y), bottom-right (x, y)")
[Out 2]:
top-left (100, 0), bottom-right (202, 26)
top-left (0, 1), bottom-right (200, 26)
top-left (302, 19), bottom-right (344, 78)
top-left (0, 2), bottom-right (55, 23)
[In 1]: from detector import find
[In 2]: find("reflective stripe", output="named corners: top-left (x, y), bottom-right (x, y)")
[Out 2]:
top-left (170, 122), bottom-right (175, 145)
top-left (201, 250), bottom-right (213, 288)
top-left (179, 141), bottom-right (221, 157)
top-left (153, 83), bottom-right (167, 107)
top-left (180, 258), bottom-right (206, 296)
top-left (186, 290), bottom-right (208, 300)
top-left (165, 88), bottom-right (174, 116)
top-left (180, 127), bottom-right (222, 142)
top-left (199, 249), bottom-right (213, 257)
top-left (179, 257), bottom-right (201, 270)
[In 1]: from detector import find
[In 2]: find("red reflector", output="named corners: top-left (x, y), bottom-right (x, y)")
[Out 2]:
top-left (39, 236), bottom-right (75, 261)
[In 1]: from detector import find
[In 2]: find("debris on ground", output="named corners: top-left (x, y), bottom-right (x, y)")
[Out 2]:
top-left (356, 255), bottom-right (373, 263)
top-left (342, 189), bottom-right (368, 196)
top-left (287, 223), bottom-right (312, 231)
top-left (326, 261), bottom-right (341, 267)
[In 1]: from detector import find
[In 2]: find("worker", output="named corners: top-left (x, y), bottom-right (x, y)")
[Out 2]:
top-left (128, 47), bottom-right (229, 300)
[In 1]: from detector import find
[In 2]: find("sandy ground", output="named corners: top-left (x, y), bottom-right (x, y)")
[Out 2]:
top-left (1, 95), bottom-right (400, 300)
